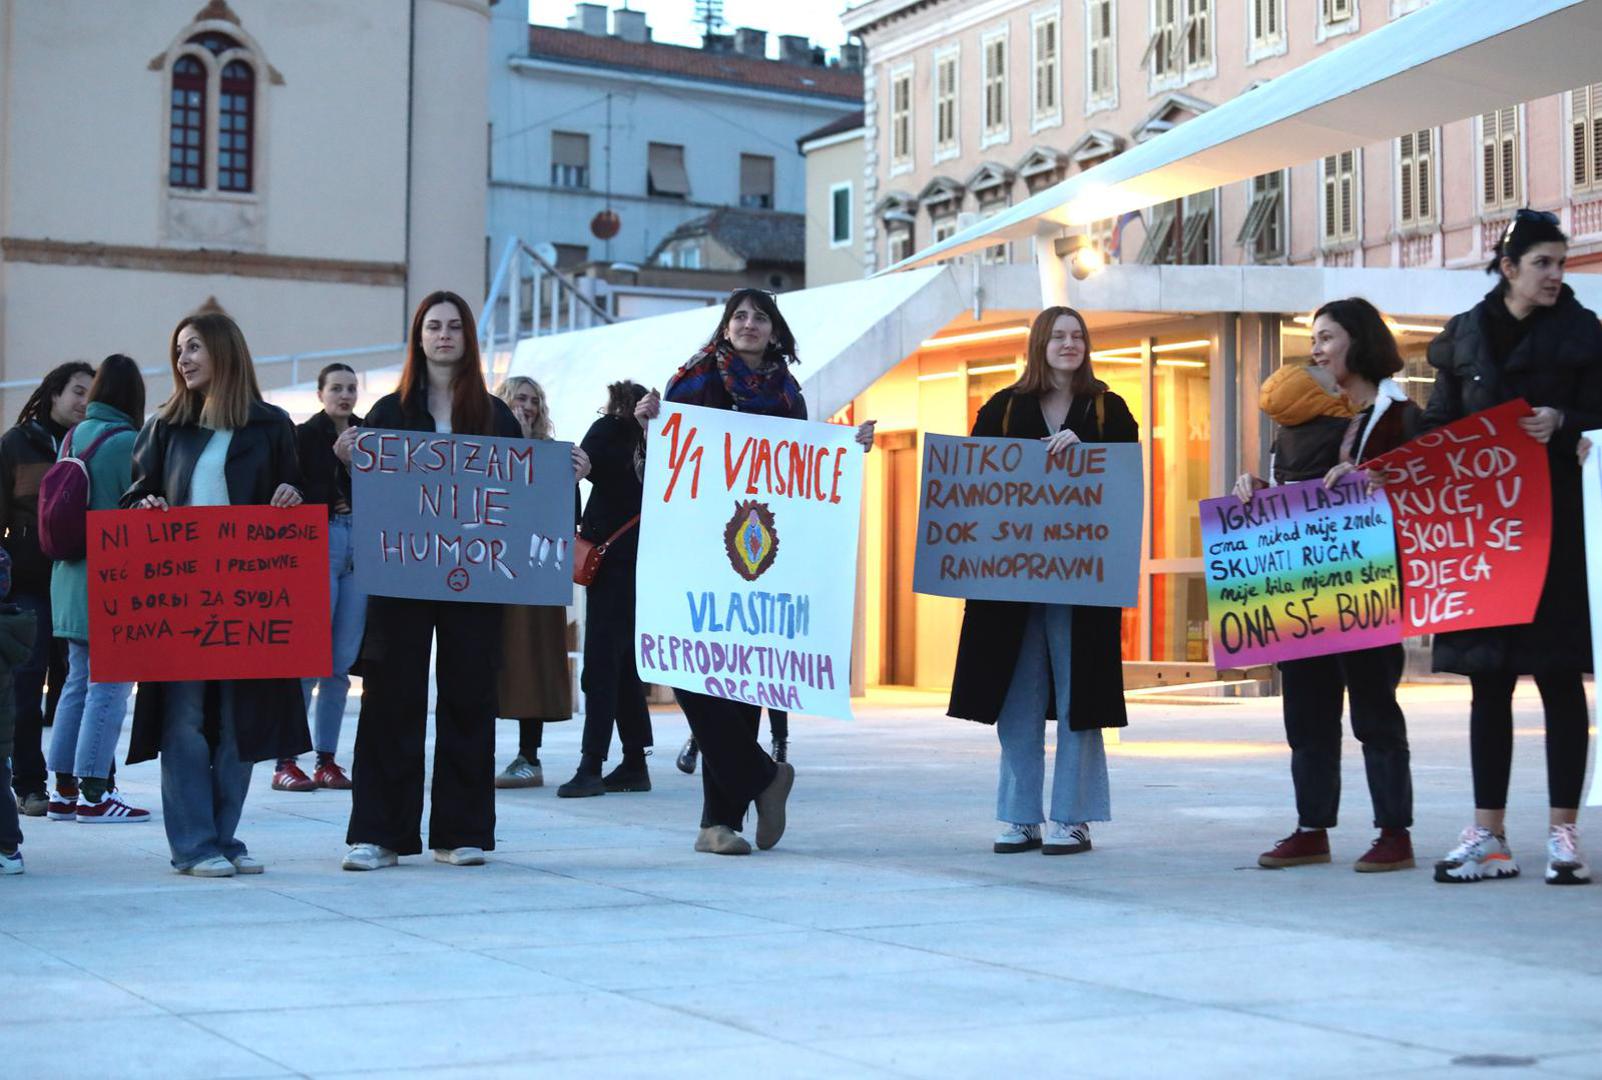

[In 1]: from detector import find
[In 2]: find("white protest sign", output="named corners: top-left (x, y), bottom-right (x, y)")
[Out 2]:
top-left (1581, 429), bottom-right (1602, 807)
top-left (635, 402), bottom-right (863, 720)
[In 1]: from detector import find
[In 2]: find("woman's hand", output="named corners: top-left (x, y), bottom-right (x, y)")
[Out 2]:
top-left (1579, 435), bottom-right (1593, 467)
top-left (855, 420), bottom-right (877, 452)
top-left (1043, 429), bottom-right (1081, 458)
top-left (572, 445), bottom-right (592, 482)
top-left (334, 426), bottom-right (359, 465)
top-left (269, 484), bottom-right (303, 508)
top-left (1233, 473), bottom-right (1266, 503)
top-left (1323, 461), bottom-right (1359, 488)
top-left (1519, 405), bottom-right (1562, 444)
top-left (635, 389), bottom-right (661, 430)
top-left (136, 494), bottom-right (169, 511)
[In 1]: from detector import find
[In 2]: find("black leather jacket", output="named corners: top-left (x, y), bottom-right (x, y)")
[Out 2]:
top-left (122, 399), bottom-right (302, 508)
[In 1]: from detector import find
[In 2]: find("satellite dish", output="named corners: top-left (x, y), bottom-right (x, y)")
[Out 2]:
top-left (532, 242), bottom-right (559, 266)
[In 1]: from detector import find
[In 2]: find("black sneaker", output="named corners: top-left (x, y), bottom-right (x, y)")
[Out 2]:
top-left (603, 760), bottom-right (651, 793)
top-left (556, 769), bottom-right (606, 798)
top-left (675, 738), bottom-right (698, 775)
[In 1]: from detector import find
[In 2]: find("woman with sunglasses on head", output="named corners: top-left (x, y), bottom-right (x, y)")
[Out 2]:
top-left (635, 288), bottom-right (875, 854)
top-left (1424, 209), bottom-right (1602, 886)
top-left (122, 313), bottom-right (308, 876)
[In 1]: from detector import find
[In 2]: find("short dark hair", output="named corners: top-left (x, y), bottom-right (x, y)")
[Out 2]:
top-left (87, 354), bottom-right (146, 422)
top-left (317, 362), bottom-right (355, 391)
top-left (603, 380), bottom-right (649, 419)
top-left (705, 288), bottom-right (799, 365)
top-left (1488, 209), bottom-right (1568, 289)
top-left (17, 361), bottom-right (95, 426)
top-left (1312, 297), bottom-right (1403, 384)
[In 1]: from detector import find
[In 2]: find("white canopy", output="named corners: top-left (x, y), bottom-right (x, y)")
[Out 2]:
top-left (892, 0), bottom-right (1602, 270)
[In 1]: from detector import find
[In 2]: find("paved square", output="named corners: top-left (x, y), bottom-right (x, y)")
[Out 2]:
top-left (4, 683), bottom-right (1599, 1077)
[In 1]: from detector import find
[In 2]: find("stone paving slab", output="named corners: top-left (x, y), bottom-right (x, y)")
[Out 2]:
top-left (2, 682), bottom-right (1600, 1077)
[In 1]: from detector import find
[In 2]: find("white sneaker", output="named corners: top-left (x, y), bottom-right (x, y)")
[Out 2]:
top-left (433, 846), bottom-right (485, 866)
top-left (179, 855), bottom-right (237, 877)
top-left (0, 848), bottom-right (22, 875)
top-left (1044, 821), bottom-right (1092, 855)
top-left (993, 823), bottom-right (1042, 853)
top-left (342, 843), bottom-right (398, 871)
top-left (1433, 825), bottom-right (1519, 883)
top-left (1546, 823), bottom-right (1592, 885)
top-left (230, 854), bottom-right (265, 875)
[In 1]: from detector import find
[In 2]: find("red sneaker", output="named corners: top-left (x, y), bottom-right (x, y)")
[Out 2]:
top-left (1258, 828), bottom-right (1331, 868)
top-left (76, 793), bottom-right (151, 824)
top-left (1355, 828), bottom-right (1415, 873)
top-left (46, 790), bottom-right (80, 821)
top-left (271, 762), bottom-right (316, 792)
top-left (313, 761), bottom-right (352, 790)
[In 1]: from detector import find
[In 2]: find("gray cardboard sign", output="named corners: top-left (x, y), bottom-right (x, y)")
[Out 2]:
top-left (350, 428), bottom-right (574, 605)
top-left (912, 434), bottom-right (1143, 606)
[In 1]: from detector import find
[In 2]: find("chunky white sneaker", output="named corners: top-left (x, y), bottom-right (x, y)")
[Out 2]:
top-left (230, 854), bottom-right (265, 875)
top-left (433, 846), bottom-right (486, 866)
top-left (1044, 821), bottom-right (1092, 855)
top-left (342, 843), bottom-right (398, 871)
top-left (1546, 823), bottom-right (1592, 886)
top-left (179, 855), bottom-right (237, 877)
top-left (993, 823), bottom-right (1043, 853)
top-left (0, 848), bottom-right (22, 875)
top-left (1434, 825), bottom-right (1519, 883)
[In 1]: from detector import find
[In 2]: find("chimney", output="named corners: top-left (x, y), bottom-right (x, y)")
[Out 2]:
top-left (702, 31), bottom-right (733, 53)
top-left (612, 6), bottom-right (648, 43)
top-left (566, 2), bottom-right (606, 36)
top-left (734, 27), bottom-right (767, 59)
top-left (839, 42), bottom-right (864, 71)
top-left (778, 34), bottom-right (810, 65)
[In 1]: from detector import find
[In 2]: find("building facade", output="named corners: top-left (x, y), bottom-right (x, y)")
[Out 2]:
top-left (800, 111), bottom-right (868, 287)
top-left (0, 0), bottom-right (489, 418)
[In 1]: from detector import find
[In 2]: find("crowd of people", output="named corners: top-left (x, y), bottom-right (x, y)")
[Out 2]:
top-left (0, 214), bottom-right (1594, 887)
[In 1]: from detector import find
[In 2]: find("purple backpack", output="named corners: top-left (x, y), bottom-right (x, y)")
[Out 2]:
top-left (38, 425), bottom-right (131, 562)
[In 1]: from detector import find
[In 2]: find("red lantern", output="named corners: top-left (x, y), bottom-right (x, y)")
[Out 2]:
top-left (590, 209), bottom-right (621, 240)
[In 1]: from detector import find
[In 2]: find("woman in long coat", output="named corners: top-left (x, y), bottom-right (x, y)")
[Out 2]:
top-left (948, 305), bottom-right (1136, 856)
top-left (1423, 209), bottom-right (1602, 886)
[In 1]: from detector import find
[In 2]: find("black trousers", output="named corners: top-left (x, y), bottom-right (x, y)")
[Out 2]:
top-left (579, 571), bottom-right (652, 760)
top-left (9, 587), bottom-right (49, 795)
top-left (767, 710), bottom-right (788, 741)
top-left (675, 689), bottom-right (778, 831)
top-left (1469, 670), bottom-right (1590, 811)
top-left (346, 598), bottom-right (499, 855)
top-left (1278, 643), bottom-right (1412, 830)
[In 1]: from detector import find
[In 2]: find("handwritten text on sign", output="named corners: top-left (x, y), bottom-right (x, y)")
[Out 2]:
top-left (1200, 475), bottom-right (1401, 666)
top-left (911, 435), bottom-right (1143, 606)
top-left (86, 505), bottom-right (331, 682)
top-left (1367, 400), bottom-right (1551, 634)
top-left (350, 429), bottom-right (574, 605)
top-left (635, 402), bottom-right (863, 720)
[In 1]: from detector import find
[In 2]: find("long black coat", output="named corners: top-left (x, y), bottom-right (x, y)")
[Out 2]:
top-left (120, 400), bottom-right (311, 764)
top-left (948, 385), bottom-right (1139, 730)
top-left (1421, 286), bottom-right (1602, 675)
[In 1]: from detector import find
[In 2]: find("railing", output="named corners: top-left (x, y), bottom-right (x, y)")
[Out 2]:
top-left (0, 341), bottom-right (405, 393)
top-left (480, 237), bottom-right (616, 384)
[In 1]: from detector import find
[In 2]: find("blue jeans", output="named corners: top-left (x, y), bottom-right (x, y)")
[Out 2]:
top-left (0, 758), bottom-right (20, 851)
top-left (995, 605), bottom-right (1111, 826)
top-left (300, 516), bottom-right (366, 755)
top-left (160, 681), bottom-right (253, 869)
top-left (46, 641), bottom-right (134, 781)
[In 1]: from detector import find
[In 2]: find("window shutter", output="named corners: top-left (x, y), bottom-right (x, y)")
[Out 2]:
top-left (1400, 159), bottom-right (1414, 224)
top-left (1499, 107), bottom-right (1518, 205)
top-left (740, 154), bottom-right (773, 204)
top-left (647, 142), bottom-right (689, 197)
top-left (1323, 157), bottom-right (1338, 240)
top-left (551, 132), bottom-right (588, 168)
top-left (1481, 113), bottom-right (1498, 206)
top-left (1591, 85), bottom-right (1602, 188)
top-left (1267, 0), bottom-right (1278, 36)
top-left (1418, 152), bottom-right (1431, 221)
top-left (1574, 89), bottom-right (1591, 188)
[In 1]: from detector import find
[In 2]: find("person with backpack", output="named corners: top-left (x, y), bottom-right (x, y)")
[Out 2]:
top-left (42, 356), bottom-right (149, 823)
top-left (0, 361), bottom-right (93, 816)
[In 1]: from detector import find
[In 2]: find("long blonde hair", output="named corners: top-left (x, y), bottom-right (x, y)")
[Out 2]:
top-left (160, 312), bottom-right (262, 429)
top-left (495, 375), bottom-right (553, 440)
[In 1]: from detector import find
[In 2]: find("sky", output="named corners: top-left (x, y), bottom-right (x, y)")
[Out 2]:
top-left (531, 0), bottom-right (853, 54)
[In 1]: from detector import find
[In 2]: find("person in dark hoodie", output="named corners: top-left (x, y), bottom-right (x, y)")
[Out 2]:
top-left (0, 549), bottom-right (39, 874)
top-left (0, 361), bottom-right (92, 816)
top-left (1421, 209), bottom-right (1602, 887)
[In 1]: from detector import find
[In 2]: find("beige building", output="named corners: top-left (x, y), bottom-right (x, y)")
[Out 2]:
top-left (799, 111), bottom-right (867, 286)
top-left (0, 0), bottom-right (490, 417)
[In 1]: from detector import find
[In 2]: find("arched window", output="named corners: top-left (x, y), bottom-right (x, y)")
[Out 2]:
top-left (188, 30), bottom-right (240, 54)
top-left (218, 61), bottom-right (254, 192)
top-left (168, 56), bottom-right (206, 189)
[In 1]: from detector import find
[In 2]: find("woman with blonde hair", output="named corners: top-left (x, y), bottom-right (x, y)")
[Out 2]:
top-left (122, 311), bottom-right (307, 876)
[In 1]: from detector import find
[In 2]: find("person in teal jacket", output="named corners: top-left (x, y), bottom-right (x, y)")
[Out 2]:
top-left (44, 356), bottom-right (150, 824)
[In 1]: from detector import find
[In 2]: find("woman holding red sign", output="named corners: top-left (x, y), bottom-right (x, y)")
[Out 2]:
top-left (948, 306), bottom-right (1137, 857)
top-left (123, 312), bottom-right (308, 877)
top-left (1423, 209), bottom-right (1602, 886)
top-left (338, 291), bottom-right (521, 872)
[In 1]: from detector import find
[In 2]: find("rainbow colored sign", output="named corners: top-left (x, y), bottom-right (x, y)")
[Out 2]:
top-left (1201, 474), bottom-right (1402, 667)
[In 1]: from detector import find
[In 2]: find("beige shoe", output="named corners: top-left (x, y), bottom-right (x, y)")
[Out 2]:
top-left (694, 826), bottom-right (752, 855)
top-left (754, 762), bottom-right (795, 850)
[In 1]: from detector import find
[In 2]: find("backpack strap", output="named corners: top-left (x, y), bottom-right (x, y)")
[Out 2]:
top-left (1000, 394), bottom-right (1015, 436)
top-left (70, 426), bottom-right (133, 463)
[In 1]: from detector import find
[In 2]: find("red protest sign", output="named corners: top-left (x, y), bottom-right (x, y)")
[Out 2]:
top-left (87, 506), bottom-right (331, 682)
top-left (1368, 399), bottom-right (1551, 636)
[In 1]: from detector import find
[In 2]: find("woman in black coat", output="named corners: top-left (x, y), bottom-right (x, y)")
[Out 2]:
top-left (1422, 210), bottom-right (1602, 887)
top-left (123, 312), bottom-right (308, 877)
top-left (948, 306), bottom-right (1136, 857)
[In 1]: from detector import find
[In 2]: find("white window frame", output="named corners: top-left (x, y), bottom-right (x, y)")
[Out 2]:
top-left (1179, 189), bottom-right (1216, 264)
top-left (887, 229), bottom-right (912, 265)
top-left (1181, 0), bottom-right (1216, 81)
top-left (829, 181), bottom-right (853, 249)
top-left (932, 47), bottom-right (960, 164)
top-left (1029, 7), bottom-right (1061, 134)
top-left (1390, 0), bottom-right (1430, 15)
top-left (1320, 148), bottom-right (1360, 248)
top-left (1085, 0), bottom-right (1118, 116)
top-left (1478, 106), bottom-right (1524, 215)
top-left (1396, 128), bottom-right (1438, 230)
top-left (1144, 0), bottom-right (1182, 90)
top-left (1246, 0), bottom-right (1287, 65)
top-left (932, 218), bottom-right (959, 245)
top-left (1316, 0), bottom-right (1359, 43)
top-left (1238, 170), bottom-right (1287, 262)
top-left (889, 64), bottom-right (914, 176)
top-left (980, 26), bottom-right (1010, 149)
top-left (1570, 85), bottom-right (1602, 196)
